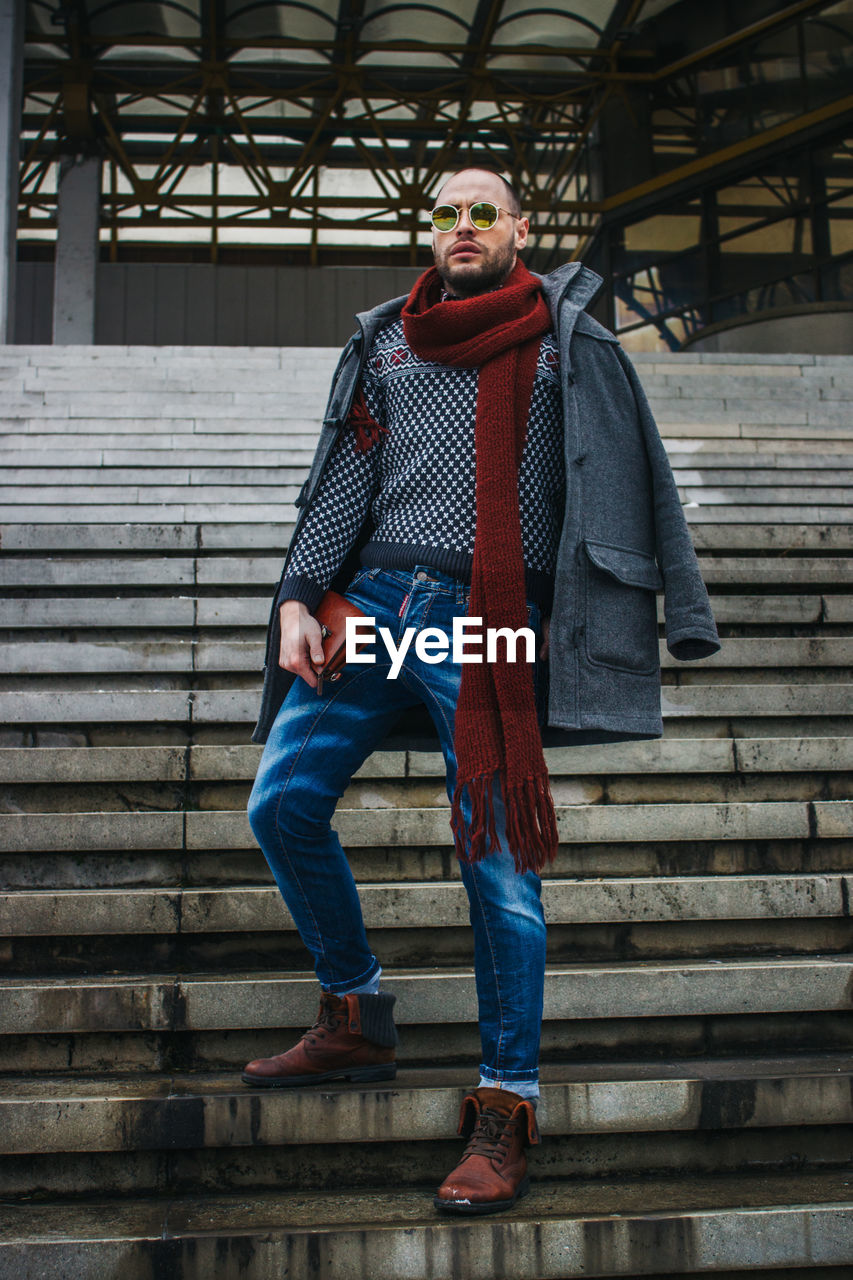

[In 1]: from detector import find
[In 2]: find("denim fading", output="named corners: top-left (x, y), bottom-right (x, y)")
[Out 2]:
top-left (248, 564), bottom-right (547, 1095)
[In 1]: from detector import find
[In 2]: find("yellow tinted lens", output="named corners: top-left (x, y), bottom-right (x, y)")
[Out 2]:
top-left (470, 202), bottom-right (498, 229)
top-left (431, 205), bottom-right (458, 232)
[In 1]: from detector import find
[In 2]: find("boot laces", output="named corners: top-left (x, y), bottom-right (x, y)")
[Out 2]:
top-left (302, 1000), bottom-right (343, 1045)
top-left (463, 1108), bottom-right (515, 1164)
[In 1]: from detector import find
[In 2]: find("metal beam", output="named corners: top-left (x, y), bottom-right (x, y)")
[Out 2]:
top-left (602, 94), bottom-right (853, 215)
top-left (0, 0), bottom-right (24, 341)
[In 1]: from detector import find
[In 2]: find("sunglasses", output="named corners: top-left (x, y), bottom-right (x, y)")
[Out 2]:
top-left (429, 201), bottom-right (519, 232)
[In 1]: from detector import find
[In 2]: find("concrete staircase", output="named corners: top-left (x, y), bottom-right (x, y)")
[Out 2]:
top-left (0, 344), bottom-right (851, 1278)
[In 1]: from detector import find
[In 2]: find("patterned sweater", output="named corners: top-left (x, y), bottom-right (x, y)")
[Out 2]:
top-left (279, 316), bottom-right (565, 612)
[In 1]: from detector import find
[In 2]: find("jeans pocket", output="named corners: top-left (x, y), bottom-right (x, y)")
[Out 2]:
top-left (345, 566), bottom-right (381, 596)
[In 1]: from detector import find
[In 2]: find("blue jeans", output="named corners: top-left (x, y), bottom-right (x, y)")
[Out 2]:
top-left (248, 565), bottom-right (547, 1096)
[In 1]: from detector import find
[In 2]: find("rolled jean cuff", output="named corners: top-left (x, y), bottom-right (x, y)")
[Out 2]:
top-left (343, 966), bottom-right (383, 996)
top-left (322, 956), bottom-right (382, 996)
top-left (479, 1066), bottom-right (539, 1100)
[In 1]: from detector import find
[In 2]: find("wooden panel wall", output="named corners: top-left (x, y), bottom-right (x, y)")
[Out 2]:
top-left (14, 262), bottom-right (421, 346)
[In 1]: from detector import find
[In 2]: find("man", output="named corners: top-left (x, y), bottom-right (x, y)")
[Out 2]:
top-left (245, 168), bottom-right (720, 1216)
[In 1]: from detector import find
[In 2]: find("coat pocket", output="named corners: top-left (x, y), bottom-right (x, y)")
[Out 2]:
top-left (583, 540), bottom-right (663, 675)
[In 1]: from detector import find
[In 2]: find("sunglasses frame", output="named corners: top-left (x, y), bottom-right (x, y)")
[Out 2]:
top-left (429, 201), bottom-right (520, 232)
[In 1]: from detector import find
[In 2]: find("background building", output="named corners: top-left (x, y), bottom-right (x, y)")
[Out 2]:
top-left (3, 0), bottom-right (852, 350)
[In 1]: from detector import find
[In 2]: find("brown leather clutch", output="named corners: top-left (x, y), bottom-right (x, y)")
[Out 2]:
top-left (310, 590), bottom-right (375, 694)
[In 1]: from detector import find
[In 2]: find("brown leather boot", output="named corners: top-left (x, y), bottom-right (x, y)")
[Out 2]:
top-left (434, 1086), bottom-right (540, 1214)
top-left (241, 991), bottom-right (397, 1088)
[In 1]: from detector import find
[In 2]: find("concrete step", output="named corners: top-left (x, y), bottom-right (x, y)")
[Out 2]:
top-left (0, 557), bottom-right (199, 587)
top-left (0, 503), bottom-right (299, 524)
top-left (2, 685), bottom-right (850, 726)
top-left (1, 636), bottom-right (850, 674)
top-left (0, 736), bottom-right (848, 785)
top-left (1, 1173), bottom-right (852, 1279)
top-left (655, 422), bottom-right (853, 441)
top-left (2, 1056), bottom-right (851, 1154)
top-left (663, 438), bottom-right (853, 456)
top-left (632, 352), bottom-right (846, 366)
top-left (0, 736), bottom-right (842, 783)
top-left (4, 439), bottom-right (853, 464)
top-left (0, 431), bottom-right (320, 451)
top-left (649, 383), bottom-right (853, 403)
top-left (0, 598), bottom-right (198, 628)
top-left (4, 381), bottom-right (846, 406)
top-left (651, 399), bottom-right (852, 427)
top-left (4, 504), bottom-right (851, 526)
top-left (10, 367), bottom-right (843, 393)
top-left (0, 593), bottom-right (845, 628)
top-left (3, 956), bottom-right (852, 1034)
top-left (673, 637), bottom-right (852, 666)
top-left (679, 487), bottom-right (852, 506)
top-left (4, 840), bottom-right (845, 895)
top-left (7, 467), bottom-right (853, 491)
top-left (2, 484), bottom-right (852, 511)
top-left (0, 417), bottom-right (322, 436)
top-left (4, 391), bottom-right (327, 414)
top-left (3, 556), bottom-right (853, 590)
top-left (1, 520), bottom-right (847, 552)
top-left (0, 447), bottom-right (316, 466)
top-left (18, 371), bottom-right (334, 389)
top-left (10, 471), bottom-right (849, 500)
top-left (2, 799), bottom-right (850, 853)
top-left (2, 393), bottom-right (849, 425)
top-left (0, 641), bottom-right (199, 672)
top-left (0, 637), bottom-right (849, 679)
top-left (692, 524), bottom-right (853, 549)
top-left (5, 771), bottom-right (848, 820)
top-left (697, 558), bottom-right (853, 584)
top-left (0, 467), bottom-right (309, 487)
top-left (675, 467), bottom-right (853, 484)
top-left (645, 375), bottom-right (853, 398)
top-left (0, 522), bottom-right (295, 551)
top-left (0, 875), bottom-right (847, 937)
top-left (0, 485), bottom-right (301, 505)
top-left (1, 343), bottom-right (338, 362)
top-left (5, 1006), bottom-right (850, 1081)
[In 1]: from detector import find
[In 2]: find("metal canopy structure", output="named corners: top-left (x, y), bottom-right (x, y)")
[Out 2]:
top-left (13, 0), bottom-right (853, 347)
top-left (22, 0), bottom-right (647, 262)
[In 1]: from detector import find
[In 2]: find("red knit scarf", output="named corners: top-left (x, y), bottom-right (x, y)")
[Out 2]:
top-left (401, 260), bottom-right (558, 874)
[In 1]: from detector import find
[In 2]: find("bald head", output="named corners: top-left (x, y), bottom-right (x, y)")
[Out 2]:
top-left (435, 168), bottom-right (522, 217)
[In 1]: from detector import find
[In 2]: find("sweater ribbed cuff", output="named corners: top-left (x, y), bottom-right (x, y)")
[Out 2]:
top-left (276, 574), bottom-right (326, 615)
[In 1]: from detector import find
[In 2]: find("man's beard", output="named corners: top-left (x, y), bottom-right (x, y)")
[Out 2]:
top-left (437, 240), bottom-right (516, 298)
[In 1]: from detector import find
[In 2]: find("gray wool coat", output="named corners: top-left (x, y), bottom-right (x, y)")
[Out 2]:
top-left (253, 261), bottom-right (720, 749)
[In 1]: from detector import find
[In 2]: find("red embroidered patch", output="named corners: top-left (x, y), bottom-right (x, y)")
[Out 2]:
top-left (349, 387), bottom-right (389, 454)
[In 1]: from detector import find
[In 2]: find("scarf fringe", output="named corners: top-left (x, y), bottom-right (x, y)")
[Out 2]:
top-left (452, 770), bottom-right (558, 876)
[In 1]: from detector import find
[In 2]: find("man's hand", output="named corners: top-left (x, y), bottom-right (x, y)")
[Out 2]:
top-left (539, 615), bottom-right (550, 661)
top-left (279, 600), bottom-right (325, 689)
